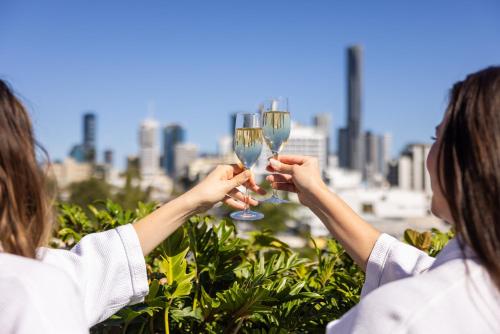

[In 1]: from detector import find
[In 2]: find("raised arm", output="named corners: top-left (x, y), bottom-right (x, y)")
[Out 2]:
top-left (133, 164), bottom-right (265, 255)
top-left (39, 165), bottom-right (264, 327)
top-left (266, 156), bottom-right (380, 270)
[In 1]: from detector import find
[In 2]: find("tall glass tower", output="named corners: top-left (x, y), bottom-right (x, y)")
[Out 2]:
top-left (346, 45), bottom-right (363, 171)
top-left (83, 112), bottom-right (96, 163)
top-left (163, 124), bottom-right (186, 176)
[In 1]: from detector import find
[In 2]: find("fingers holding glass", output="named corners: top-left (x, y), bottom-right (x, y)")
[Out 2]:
top-left (261, 97), bottom-right (291, 204)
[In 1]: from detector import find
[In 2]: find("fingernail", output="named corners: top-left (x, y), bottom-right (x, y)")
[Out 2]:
top-left (270, 159), bottom-right (279, 168)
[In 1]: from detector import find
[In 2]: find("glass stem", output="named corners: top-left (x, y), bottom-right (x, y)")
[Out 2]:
top-left (272, 152), bottom-right (279, 198)
top-left (243, 186), bottom-right (250, 214)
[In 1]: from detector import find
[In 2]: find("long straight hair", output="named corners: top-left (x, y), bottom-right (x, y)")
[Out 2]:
top-left (0, 80), bottom-right (51, 258)
top-left (437, 66), bottom-right (500, 290)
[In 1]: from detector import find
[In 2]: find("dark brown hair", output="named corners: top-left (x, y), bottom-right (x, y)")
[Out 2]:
top-left (0, 80), bottom-right (51, 258)
top-left (438, 66), bottom-right (500, 290)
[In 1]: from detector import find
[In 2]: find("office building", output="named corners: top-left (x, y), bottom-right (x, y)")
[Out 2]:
top-left (378, 133), bottom-right (392, 177)
top-left (174, 143), bottom-right (199, 178)
top-left (346, 45), bottom-right (363, 171)
top-left (139, 118), bottom-right (160, 178)
top-left (104, 149), bottom-right (113, 166)
top-left (388, 143), bottom-right (432, 194)
top-left (313, 113), bottom-right (332, 166)
top-left (364, 131), bottom-right (379, 182)
top-left (338, 127), bottom-right (349, 168)
top-left (69, 144), bottom-right (86, 163)
top-left (83, 112), bottom-right (96, 163)
top-left (163, 124), bottom-right (185, 176)
top-left (281, 122), bottom-right (328, 172)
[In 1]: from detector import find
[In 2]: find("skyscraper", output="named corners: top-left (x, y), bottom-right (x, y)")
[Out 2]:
top-left (338, 127), bottom-right (349, 168)
top-left (346, 45), bottom-right (363, 172)
top-left (104, 149), bottom-right (113, 166)
top-left (163, 124), bottom-right (185, 176)
top-left (388, 143), bottom-right (432, 194)
top-left (313, 113), bottom-right (332, 165)
top-left (378, 133), bottom-right (392, 177)
top-left (139, 118), bottom-right (160, 178)
top-left (83, 112), bottom-right (96, 163)
top-left (281, 122), bottom-right (328, 172)
top-left (364, 130), bottom-right (379, 182)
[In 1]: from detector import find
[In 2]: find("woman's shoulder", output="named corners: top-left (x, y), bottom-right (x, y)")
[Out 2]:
top-left (0, 252), bottom-right (88, 333)
top-left (328, 257), bottom-right (500, 334)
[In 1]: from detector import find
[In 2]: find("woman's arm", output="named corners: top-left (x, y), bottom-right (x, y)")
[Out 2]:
top-left (266, 156), bottom-right (380, 270)
top-left (38, 165), bottom-right (264, 327)
top-left (133, 164), bottom-right (265, 255)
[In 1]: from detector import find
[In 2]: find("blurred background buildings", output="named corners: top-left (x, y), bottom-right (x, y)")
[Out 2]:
top-left (47, 45), bottom-right (446, 243)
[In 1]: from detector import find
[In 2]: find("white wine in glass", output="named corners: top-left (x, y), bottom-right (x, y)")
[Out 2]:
top-left (261, 97), bottom-right (291, 204)
top-left (230, 113), bottom-right (264, 221)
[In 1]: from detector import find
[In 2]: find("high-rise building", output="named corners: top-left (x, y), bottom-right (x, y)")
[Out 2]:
top-left (399, 155), bottom-right (413, 190)
top-left (364, 131), bottom-right (379, 182)
top-left (163, 124), bottom-right (185, 176)
top-left (338, 127), bottom-right (349, 168)
top-left (378, 133), bottom-right (392, 177)
top-left (83, 112), bottom-right (96, 163)
top-left (69, 144), bottom-right (86, 163)
top-left (139, 118), bottom-right (160, 178)
top-left (104, 149), bottom-right (113, 166)
top-left (174, 143), bottom-right (199, 178)
top-left (281, 122), bottom-right (328, 172)
top-left (388, 143), bottom-right (432, 194)
top-left (313, 113), bottom-right (332, 166)
top-left (346, 45), bottom-right (363, 172)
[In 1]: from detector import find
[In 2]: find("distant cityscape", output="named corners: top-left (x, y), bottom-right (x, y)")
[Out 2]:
top-left (48, 45), bottom-right (446, 239)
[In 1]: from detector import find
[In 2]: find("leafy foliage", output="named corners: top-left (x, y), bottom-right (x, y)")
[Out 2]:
top-left (403, 228), bottom-right (455, 257)
top-left (52, 201), bottom-right (451, 333)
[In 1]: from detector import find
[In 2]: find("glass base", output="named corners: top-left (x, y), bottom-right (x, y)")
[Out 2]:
top-left (230, 210), bottom-right (264, 221)
top-left (261, 195), bottom-right (289, 204)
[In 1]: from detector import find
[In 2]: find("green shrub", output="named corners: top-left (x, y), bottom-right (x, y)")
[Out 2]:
top-left (52, 201), bottom-right (451, 333)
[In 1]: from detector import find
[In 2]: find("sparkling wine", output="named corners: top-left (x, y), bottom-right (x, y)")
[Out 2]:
top-left (234, 128), bottom-right (263, 168)
top-left (262, 111), bottom-right (291, 154)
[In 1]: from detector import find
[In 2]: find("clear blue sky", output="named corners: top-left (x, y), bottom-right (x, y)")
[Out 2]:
top-left (1, 0), bottom-right (499, 167)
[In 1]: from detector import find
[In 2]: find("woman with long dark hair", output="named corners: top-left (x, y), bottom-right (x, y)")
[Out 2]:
top-left (0, 79), bottom-right (264, 333)
top-left (267, 66), bottom-right (500, 333)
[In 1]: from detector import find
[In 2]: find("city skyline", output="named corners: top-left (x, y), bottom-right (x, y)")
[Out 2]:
top-left (1, 1), bottom-right (499, 168)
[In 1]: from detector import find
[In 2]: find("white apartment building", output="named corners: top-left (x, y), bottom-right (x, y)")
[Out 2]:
top-left (139, 118), bottom-right (160, 178)
top-left (388, 143), bottom-right (432, 195)
top-left (253, 122), bottom-right (327, 179)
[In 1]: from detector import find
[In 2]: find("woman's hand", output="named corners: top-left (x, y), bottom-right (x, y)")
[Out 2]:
top-left (187, 164), bottom-right (266, 212)
top-left (266, 155), bottom-right (328, 208)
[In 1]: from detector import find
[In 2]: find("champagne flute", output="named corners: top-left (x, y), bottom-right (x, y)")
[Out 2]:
top-left (230, 112), bottom-right (264, 221)
top-left (261, 97), bottom-right (291, 204)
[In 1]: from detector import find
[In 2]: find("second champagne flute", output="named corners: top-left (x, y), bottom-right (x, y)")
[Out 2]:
top-left (230, 112), bottom-right (264, 221)
top-left (261, 97), bottom-right (291, 204)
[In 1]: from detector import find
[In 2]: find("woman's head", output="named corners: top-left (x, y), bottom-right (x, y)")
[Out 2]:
top-left (427, 66), bottom-right (500, 289)
top-left (0, 80), bottom-right (51, 258)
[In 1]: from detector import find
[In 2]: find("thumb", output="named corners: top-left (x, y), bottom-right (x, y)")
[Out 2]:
top-left (227, 170), bottom-right (251, 190)
top-left (269, 158), bottom-right (294, 174)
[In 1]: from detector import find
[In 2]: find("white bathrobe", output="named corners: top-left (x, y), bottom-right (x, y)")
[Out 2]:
top-left (327, 233), bottom-right (500, 333)
top-left (0, 224), bottom-right (148, 333)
